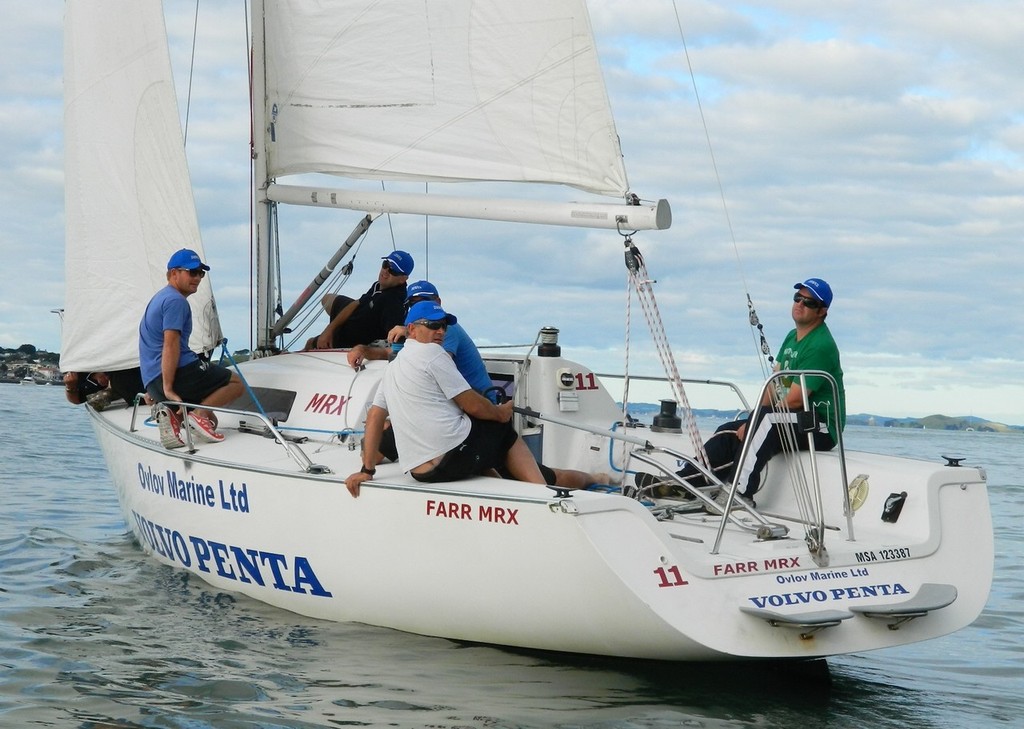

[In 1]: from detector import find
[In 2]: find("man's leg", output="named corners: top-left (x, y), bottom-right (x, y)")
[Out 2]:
top-left (198, 372), bottom-right (244, 420)
top-left (735, 412), bottom-right (790, 498)
top-left (547, 467), bottom-right (608, 489)
top-left (502, 438), bottom-right (546, 484)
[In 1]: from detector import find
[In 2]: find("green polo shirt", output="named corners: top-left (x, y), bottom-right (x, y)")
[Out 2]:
top-left (776, 323), bottom-right (846, 442)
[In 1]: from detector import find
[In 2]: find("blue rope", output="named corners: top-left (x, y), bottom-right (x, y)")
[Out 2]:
top-left (218, 341), bottom-right (271, 421)
top-left (217, 342), bottom-right (362, 440)
top-left (608, 421), bottom-right (642, 476)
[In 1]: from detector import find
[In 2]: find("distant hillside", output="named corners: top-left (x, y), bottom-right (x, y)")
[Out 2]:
top-left (846, 413), bottom-right (1021, 433)
top-left (623, 402), bottom-right (1022, 433)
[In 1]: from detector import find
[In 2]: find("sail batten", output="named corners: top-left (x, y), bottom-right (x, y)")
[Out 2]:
top-left (263, 0), bottom-right (629, 197)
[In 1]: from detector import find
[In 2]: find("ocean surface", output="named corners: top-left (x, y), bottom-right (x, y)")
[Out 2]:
top-left (1, 384), bottom-right (1021, 728)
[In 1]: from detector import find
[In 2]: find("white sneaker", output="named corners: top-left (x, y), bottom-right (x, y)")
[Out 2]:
top-left (156, 407), bottom-right (184, 449)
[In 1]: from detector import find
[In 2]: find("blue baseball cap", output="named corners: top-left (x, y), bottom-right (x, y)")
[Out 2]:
top-left (167, 248), bottom-right (210, 271)
top-left (794, 278), bottom-right (833, 308)
top-left (382, 250), bottom-right (414, 275)
top-left (404, 301), bottom-right (457, 326)
top-left (405, 280), bottom-right (439, 301)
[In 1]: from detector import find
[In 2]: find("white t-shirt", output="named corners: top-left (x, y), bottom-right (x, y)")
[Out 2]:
top-left (373, 338), bottom-right (472, 470)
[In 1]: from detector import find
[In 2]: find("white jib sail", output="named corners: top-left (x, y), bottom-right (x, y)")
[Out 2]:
top-left (62, 0), bottom-right (222, 375)
top-left (262, 0), bottom-right (629, 197)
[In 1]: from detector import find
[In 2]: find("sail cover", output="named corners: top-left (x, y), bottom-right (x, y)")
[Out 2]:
top-left (262, 0), bottom-right (629, 197)
top-left (62, 0), bottom-right (222, 374)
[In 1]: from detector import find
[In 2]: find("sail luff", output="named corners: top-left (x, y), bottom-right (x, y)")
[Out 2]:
top-left (251, 0), bottom-right (276, 351)
top-left (62, 0), bottom-right (222, 374)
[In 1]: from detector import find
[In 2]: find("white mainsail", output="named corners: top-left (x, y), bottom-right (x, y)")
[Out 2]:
top-left (262, 0), bottom-right (628, 197)
top-left (61, 0), bottom-right (222, 374)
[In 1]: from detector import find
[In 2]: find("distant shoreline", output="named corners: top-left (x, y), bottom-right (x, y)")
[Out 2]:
top-left (625, 403), bottom-right (1023, 433)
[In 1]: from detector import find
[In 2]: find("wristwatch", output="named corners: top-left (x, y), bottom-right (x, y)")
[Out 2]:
top-left (360, 466), bottom-right (376, 476)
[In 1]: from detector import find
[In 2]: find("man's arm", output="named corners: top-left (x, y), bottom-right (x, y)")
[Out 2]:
top-left (317, 300), bottom-right (359, 349)
top-left (344, 404), bottom-right (388, 497)
top-left (453, 390), bottom-right (513, 423)
top-left (347, 343), bottom-right (391, 368)
top-left (63, 372), bottom-right (83, 404)
top-left (161, 329), bottom-right (182, 403)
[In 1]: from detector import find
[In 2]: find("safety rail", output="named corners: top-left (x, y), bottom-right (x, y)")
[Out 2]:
top-left (628, 449), bottom-right (788, 539)
top-left (130, 399), bottom-right (330, 475)
top-left (594, 372), bottom-right (752, 414)
top-left (711, 370), bottom-right (849, 560)
top-left (512, 405), bottom-right (788, 537)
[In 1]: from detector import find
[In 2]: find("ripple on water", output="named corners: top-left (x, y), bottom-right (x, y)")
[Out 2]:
top-left (0, 390), bottom-right (1021, 728)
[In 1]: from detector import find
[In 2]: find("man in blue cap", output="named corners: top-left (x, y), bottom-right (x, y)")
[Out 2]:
top-left (350, 283), bottom-right (606, 490)
top-left (139, 248), bottom-right (243, 447)
top-left (635, 278), bottom-right (845, 505)
top-left (346, 279), bottom-right (492, 396)
top-left (344, 301), bottom-right (545, 497)
top-left (731, 277), bottom-right (845, 498)
top-left (305, 250), bottom-right (413, 350)
top-left (720, 278), bottom-right (845, 503)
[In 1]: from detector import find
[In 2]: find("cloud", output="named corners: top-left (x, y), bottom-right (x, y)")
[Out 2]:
top-left (3, 1), bottom-right (1023, 422)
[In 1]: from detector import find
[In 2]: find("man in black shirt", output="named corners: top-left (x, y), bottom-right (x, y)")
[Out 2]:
top-left (305, 251), bottom-right (414, 350)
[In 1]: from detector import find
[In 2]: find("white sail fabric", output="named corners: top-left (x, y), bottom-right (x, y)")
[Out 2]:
top-left (62, 0), bottom-right (222, 374)
top-left (263, 0), bottom-right (628, 197)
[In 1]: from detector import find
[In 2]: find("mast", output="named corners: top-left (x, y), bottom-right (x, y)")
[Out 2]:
top-left (251, 0), bottom-right (275, 352)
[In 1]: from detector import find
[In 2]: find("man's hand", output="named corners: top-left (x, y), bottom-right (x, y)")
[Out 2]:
top-left (386, 325), bottom-right (407, 344)
top-left (347, 345), bottom-right (366, 368)
top-left (344, 471), bottom-right (371, 497)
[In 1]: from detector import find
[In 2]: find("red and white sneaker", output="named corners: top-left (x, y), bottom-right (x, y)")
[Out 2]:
top-left (156, 407), bottom-right (184, 449)
top-left (187, 412), bottom-right (225, 443)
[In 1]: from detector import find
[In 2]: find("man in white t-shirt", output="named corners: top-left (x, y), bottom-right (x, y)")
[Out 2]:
top-left (345, 301), bottom-right (544, 497)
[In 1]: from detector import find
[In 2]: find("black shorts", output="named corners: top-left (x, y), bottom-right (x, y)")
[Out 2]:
top-left (498, 462), bottom-right (555, 484)
top-left (108, 368), bottom-right (145, 404)
top-left (378, 423), bottom-right (399, 462)
top-left (147, 359), bottom-right (233, 405)
top-left (412, 418), bottom-right (518, 483)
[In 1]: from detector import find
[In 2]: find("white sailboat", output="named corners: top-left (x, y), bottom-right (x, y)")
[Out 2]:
top-left (62, 0), bottom-right (992, 661)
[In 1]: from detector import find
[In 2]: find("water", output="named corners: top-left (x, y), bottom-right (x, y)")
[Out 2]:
top-left (2, 385), bottom-right (1021, 728)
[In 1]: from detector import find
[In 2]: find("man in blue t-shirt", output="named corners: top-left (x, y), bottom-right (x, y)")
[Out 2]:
top-left (139, 248), bottom-right (243, 447)
top-left (346, 279), bottom-right (495, 398)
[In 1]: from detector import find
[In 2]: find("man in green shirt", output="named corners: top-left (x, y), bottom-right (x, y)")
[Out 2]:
top-left (634, 278), bottom-right (845, 503)
top-left (734, 277), bottom-right (845, 500)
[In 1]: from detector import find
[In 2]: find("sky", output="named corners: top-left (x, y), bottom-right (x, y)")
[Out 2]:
top-left (2, 1), bottom-right (1023, 423)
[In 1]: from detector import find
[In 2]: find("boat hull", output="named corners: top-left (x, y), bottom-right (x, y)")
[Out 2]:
top-left (88, 355), bottom-right (994, 660)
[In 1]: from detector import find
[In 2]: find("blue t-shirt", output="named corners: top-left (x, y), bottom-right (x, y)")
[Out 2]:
top-left (391, 322), bottom-right (494, 399)
top-left (444, 323), bottom-right (492, 397)
top-left (139, 285), bottom-right (197, 387)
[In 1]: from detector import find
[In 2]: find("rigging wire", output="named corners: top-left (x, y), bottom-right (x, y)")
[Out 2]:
top-left (621, 234), bottom-right (708, 468)
top-left (670, 1), bottom-right (772, 381)
top-left (670, 3), bottom-right (825, 550)
top-left (182, 0), bottom-right (201, 145)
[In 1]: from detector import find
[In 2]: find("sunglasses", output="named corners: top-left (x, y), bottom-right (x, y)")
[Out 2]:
top-left (181, 268), bottom-right (206, 278)
top-left (793, 293), bottom-right (822, 309)
top-left (412, 319), bottom-right (447, 331)
top-left (381, 262), bottom-right (400, 275)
